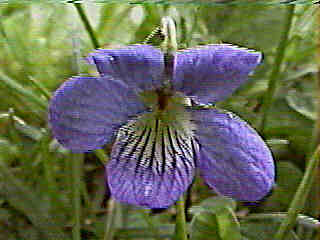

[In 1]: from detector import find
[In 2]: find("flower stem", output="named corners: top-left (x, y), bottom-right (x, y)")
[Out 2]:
top-left (259, 5), bottom-right (295, 134)
top-left (161, 16), bottom-right (178, 54)
top-left (71, 153), bottom-right (84, 240)
top-left (175, 196), bottom-right (188, 240)
top-left (274, 145), bottom-right (320, 240)
top-left (94, 149), bottom-right (109, 165)
top-left (73, 3), bottom-right (100, 49)
top-left (161, 17), bottom-right (188, 240)
top-left (103, 199), bottom-right (116, 240)
top-left (41, 133), bottom-right (58, 210)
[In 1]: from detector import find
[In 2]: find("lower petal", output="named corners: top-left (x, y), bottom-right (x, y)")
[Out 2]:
top-left (192, 108), bottom-right (275, 201)
top-left (106, 114), bottom-right (197, 208)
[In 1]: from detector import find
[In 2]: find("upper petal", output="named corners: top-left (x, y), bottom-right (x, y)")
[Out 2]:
top-left (87, 45), bottom-right (165, 92)
top-left (106, 115), bottom-right (197, 208)
top-left (192, 108), bottom-right (274, 201)
top-left (49, 76), bottom-right (146, 152)
top-left (173, 44), bottom-right (262, 104)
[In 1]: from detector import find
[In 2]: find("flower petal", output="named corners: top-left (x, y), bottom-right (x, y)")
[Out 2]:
top-left (192, 108), bottom-right (274, 201)
top-left (173, 44), bottom-right (262, 104)
top-left (49, 76), bottom-right (146, 152)
top-left (106, 116), bottom-right (197, 208)
top-left (88, 45), bottom-right (164, 92)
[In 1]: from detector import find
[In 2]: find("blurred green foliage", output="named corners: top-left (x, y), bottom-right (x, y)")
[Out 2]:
top-left (0, 2), bottom-right (318, 240)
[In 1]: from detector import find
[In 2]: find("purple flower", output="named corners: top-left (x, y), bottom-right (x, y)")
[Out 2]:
top-left (49, 44), bottom-right (275, 208)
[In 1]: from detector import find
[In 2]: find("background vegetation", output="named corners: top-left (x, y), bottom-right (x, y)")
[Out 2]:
top-left (0, 2), bottom-right (318, 240)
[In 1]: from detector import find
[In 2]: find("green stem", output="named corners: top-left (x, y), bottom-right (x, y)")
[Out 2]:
top-left (41, 133), bottom-right (58, 209)
top-left (175, 196), bottom-right (188, 240)
top-left (73, 3), bottom-right (100, 49)
top-left (72, 153), bottom-right (84, 240)
top-left (180, 16), bottom-right (187, 48)
top-left (161, 17), bottom-right (188, 240)
top-left (299, 5), bottom-right (320, 225)
top-left (103, 199), bottom-right (116, 240)
top-left (306, 7), bottom-right (320, 240)
top-left (161, 16), bottom-right (178, 54)
top-left (274, 145), bottom-right (320, 240)
top-left (259, 5), bottom-right (295, 134)
top-left (315, 7), bottom-right (320, 240)
top-left (94, 148), bottom-right (109, 165)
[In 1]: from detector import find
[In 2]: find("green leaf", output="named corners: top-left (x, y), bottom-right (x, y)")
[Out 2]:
top-left (262, 161), bottom-right (303, 211)
top-left (263, 98), bottom-right (313, 157)
top-left (190, 210), bottom-right (221, 240)
top-left (0, 138), bottom-right (19, 163)
top-left (0, 3), bottom-right (28, 18)
top-left (0, 162), bottom-right (68, 239)
top-left (286, 88), bottom-right (316, 121)
top-left (283, 64), bottom-right (317, 83)
top-left (240, 217), bottom-right (299, 240)
top-left (114, 226), bottom-right (174, 239)
top-left (190, 197), bottom-right (241, 240)
top-left (194, 196), bottom-right (237, 213)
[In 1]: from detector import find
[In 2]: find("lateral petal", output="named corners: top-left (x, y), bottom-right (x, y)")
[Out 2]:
top-left (49, 76), bottom-right (146, 152)
top-left (192, 108), bottom-right (274, 201)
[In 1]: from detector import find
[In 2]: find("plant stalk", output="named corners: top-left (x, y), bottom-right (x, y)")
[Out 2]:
top-left (73, 3), bottom-right (100, 49)
top-left (259, 5), bottom-right (295, 134)
top-left (307, 6), bottom-right (320, 240)
top-left (274, 145), bottom-right (320, 240)
top-left (175, 196), bottom-right (188, 240)
top-left (72, 153), bottom-right (84, 240)
top-left (103, 199), bottom-right (116, 240)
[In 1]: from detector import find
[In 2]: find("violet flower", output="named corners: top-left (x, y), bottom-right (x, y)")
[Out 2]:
top-left (49, 44), bottom-right (275, 209)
